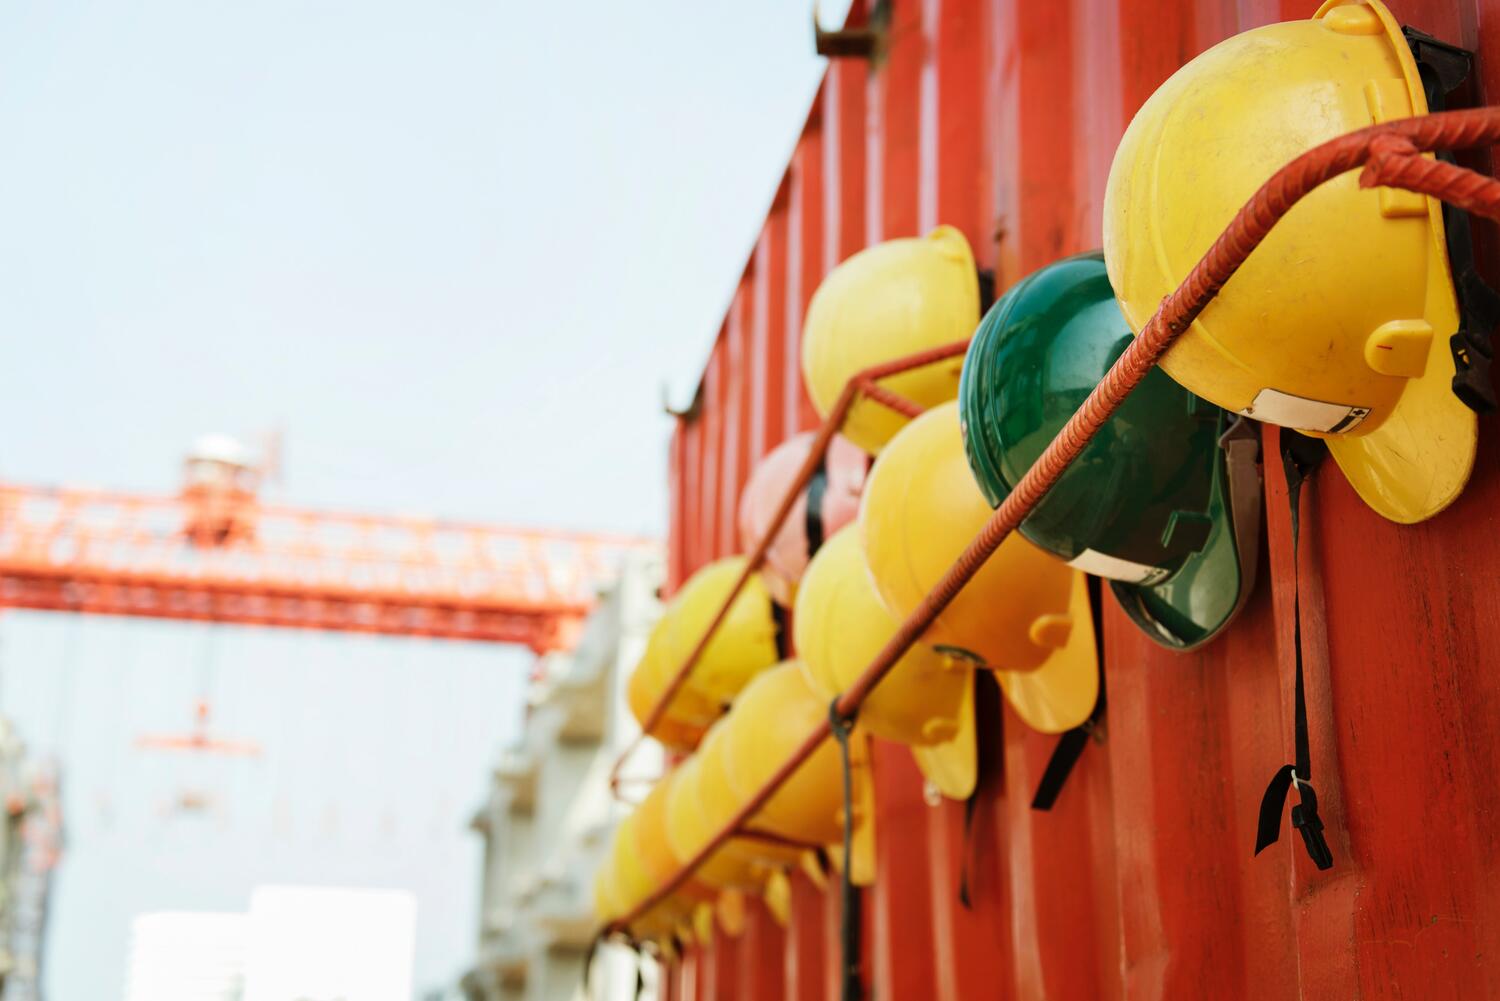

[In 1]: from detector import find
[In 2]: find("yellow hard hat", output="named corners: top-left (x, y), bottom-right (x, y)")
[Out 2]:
top-left (719, 661), bottom-right (861, 846)
top-left (632, 769), bottom-right (715, 914)
top-left (626, 633), bottom-right (715, 752)
top-left (795, 524), bottom-right (976, 800)
top-left (663, 753), bottom-right (754, 891)
top-left (1103, 0), bottom-right (1471, 524)
top-left (593, 854), bottom-right (622, 925)
top-left (802, 226), bottom-right (978, 455)
top-left (663, 722), bottom-right (797, 892)
top-left (860, 401), bottom-right (1098, 733)
top-left (607, 811), bottom-right (675, 939)
top-left (659, 556), bottom-right (780, 708)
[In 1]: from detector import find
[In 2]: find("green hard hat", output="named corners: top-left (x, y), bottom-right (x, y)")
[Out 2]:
top-left (958, 252), bottom-right (1261, 650)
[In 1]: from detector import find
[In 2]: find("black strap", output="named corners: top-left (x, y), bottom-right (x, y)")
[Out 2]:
top-left (1030, 727), bottom-right (1093, 812)
top-left (805, 457), bottom-right (830, 556)
top-left (582, 933), bottom-right (600, 993)
top-left (1253, 432), bottom-right (1333, 870)
top-left (1443, 196), bottom-right (1500, 414)
top-left (772, 601), bottom-right (793, 660)
top-left (1402, 28), bottom-right (1499, 413)
top-left (1031, 576), bottom-right (1108, 811)
top-left (977, 268), bottom-right (997, 314)
top-left (956, 670), bottom-right (1003, 909)
top-left (957, 789), bottom-right (979, 910)
top-left (828, 699), bottom-right (864, 1001)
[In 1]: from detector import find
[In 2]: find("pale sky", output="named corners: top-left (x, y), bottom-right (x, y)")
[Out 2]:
top-left (0, 1), bottom-right (849, 995)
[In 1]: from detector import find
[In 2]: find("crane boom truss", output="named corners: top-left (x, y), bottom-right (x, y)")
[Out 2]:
top-left (0, 483), bottom-right (654, 653)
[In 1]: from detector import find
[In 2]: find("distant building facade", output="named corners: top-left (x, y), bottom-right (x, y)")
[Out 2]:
top-left (461, 550), bottom-right (664, 1001)
top-left (123, 886), bottom-right (416, 1001)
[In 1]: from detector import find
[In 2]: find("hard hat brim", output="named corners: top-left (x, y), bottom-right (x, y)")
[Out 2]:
top-left (1324, 259), bottom-right (1475, 524)
top-left (909, 669), bottom-right (978, 800)
top-left (1317, 0), bottom-right (1476, 523)
top-left (996, 572), bottom-right (1099, 733)
top-left (1111, 418), bottom-right (1259, 649)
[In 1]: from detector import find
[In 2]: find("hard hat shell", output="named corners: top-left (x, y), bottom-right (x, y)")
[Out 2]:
top-left (802, 226), bottom-right (979, 455)
top-left (795, 524), bottom-right (976, 799)
top-left (763, 869), bottom-right (793, 928)
top-left (659, 557), bottom-right (780, 709)
top-left (626, 634), bottom-right (715, 751)
top-left (593, 856), bottom-right (623, 925)
top-left (608, 813), bottom-right (650, 911)
top-left (664, 722), bottom-right (798, 891)
top-left (663, 753), bottom-right (758, 890)
top-left (607, 812), bottom-right (675, 939)
top-left (960, 252), bottom-right (1259, 650)
top-left (1103, 0), bottom-right (1470, 524)
top-left (737, 432), bottom-right (868, 607)
top-left (632, 769), bottom-right (715, 911)
top-left (721, 661), bottom-right (869, 846)
top-left (859, 401), bottom-right (1098, 732)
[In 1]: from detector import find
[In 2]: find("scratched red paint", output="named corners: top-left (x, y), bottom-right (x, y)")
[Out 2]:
top-left (658, 0), bottom-right (1500, 997)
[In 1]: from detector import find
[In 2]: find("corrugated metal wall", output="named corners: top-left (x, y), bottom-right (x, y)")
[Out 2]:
top-left (660, 0), bottom-right (1500, 997)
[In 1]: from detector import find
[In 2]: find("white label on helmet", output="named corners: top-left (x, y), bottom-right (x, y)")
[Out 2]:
top-left (1066, 548), bottom-right (1171, 585)
top-left (1240, 388), bottom-right (1371, 434)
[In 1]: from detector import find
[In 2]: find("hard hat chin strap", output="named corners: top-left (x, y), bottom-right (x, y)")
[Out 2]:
top-left (1219, 415), bottom-right (1264, 622)
top-left (827, 699), bottom-right (864, 1001)
top-left (1031, 576), bottom-right (1108, 812)
top-left (957, 671), bottom-right (1001, 909)
top-left (772, 602), bottom-right (792, 660)
top-left (804, 454), bottom-right (829, 554)
top-left (1254, 432), bottom-right (1334, 871)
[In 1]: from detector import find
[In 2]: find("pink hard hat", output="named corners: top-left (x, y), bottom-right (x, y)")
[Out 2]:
top-left (738, 432), bottom-right (867, 607)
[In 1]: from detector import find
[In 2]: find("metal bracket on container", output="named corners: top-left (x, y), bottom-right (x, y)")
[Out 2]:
top-left (661, 380), bottom-right (704, 420)
top-left (814, 0), bottom-right (887, 59)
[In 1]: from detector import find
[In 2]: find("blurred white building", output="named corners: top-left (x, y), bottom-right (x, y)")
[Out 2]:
top-left (124, 886), bottom-right (415, 1001)
top-left (243, 886), bottom-right (415, 1001)
top-left (460, 550), bottom-right (665, 1001)
top-left (123, 913), bottom-right (247, 1001)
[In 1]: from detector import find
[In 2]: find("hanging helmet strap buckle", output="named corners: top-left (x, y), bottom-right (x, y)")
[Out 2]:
top-left (1401, 27), bottom-right (1500, 412)
top-left (1254, 433), bottom-right (1335, 872)
top-left (1289, 775), bottom-right (1334, 872)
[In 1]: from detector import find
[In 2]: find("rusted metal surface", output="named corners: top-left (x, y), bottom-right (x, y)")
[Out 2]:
top-left (659, 0), bottom-right (1500, 997)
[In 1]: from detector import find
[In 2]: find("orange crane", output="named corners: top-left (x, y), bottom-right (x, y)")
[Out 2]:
top-left (0, 436), bottom-right (655, 992)
top-left (0, 435), bottom-right (656, 655)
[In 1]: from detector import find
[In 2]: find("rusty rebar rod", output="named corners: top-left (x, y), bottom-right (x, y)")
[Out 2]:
top-left (606, 107), bottom-right (1500, 934)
